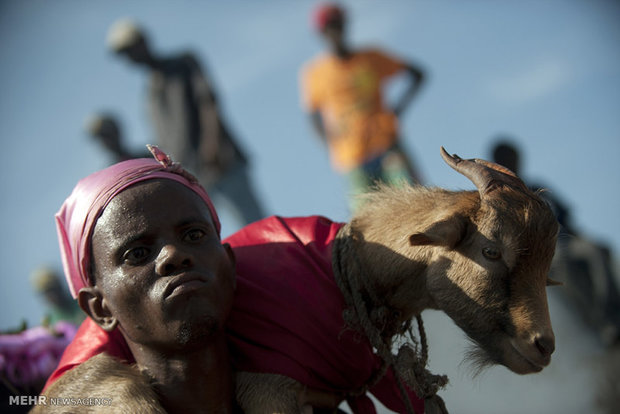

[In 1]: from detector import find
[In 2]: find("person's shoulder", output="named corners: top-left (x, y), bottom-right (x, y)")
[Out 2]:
top-left (358, 46), bottom-right (396, 59)
top-left (303, 53), bottom-right (331, 71)
top-left (161, 51), bottom-right (203, 70)
top-left (179, 51), bottom-right (204, 68)
top-left (225, 215), bottom-right (344, 247)
top-left (301, 53), bottom-right (333, 84)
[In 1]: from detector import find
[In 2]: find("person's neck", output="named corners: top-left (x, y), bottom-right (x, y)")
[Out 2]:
top-left (331, 43), bottom-right (352, 60)
top-left (129, 334), bottom-right (234, 414)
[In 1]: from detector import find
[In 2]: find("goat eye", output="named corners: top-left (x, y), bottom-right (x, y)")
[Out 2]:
top-left (482, 247), bottom-right (501, 260)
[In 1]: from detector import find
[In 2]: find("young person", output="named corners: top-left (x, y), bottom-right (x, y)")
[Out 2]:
top-left (300, 3), bottom-right (426, 210)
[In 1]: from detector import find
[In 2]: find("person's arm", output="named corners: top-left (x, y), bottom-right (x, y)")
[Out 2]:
top-left (300, 62), bottom-right (329, 144)
top-left (309, 111), bottom-right (328, 143)
top-left (187, 54), bottom-right (222, 166)
top-left (392, 63), bottom-right (425, 118)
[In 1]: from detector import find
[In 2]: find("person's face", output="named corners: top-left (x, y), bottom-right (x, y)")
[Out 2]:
top-left (320, 18), bottom-right (345, 51)
top-left (89, 179), bottom-right (235, 351)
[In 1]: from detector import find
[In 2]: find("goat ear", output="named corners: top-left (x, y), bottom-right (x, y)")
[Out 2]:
top-left (409, 215), bottom-right (467, 248)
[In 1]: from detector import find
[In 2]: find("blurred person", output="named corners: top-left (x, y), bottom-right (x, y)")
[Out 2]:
top-left (0, 321), bottom-right (77, 402)
top-left (491, 138), bottom-right (620, 346)
top-left (30, 267), bottom-right (84, 326)
top-left (595, 345), bottom-right (620, 414)
top-left (106, 19), bottom-right (266, 226)
top-left (300, 3), bottom-right (426, 210)
top-left (85, 112), bottom-right (150, 163)
top-left (492, 140), bottom-right (573, 234)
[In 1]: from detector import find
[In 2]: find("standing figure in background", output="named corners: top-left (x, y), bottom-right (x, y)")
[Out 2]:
top-left (300, 3), bottom-right (426, 211)
top-left (106, 19), bottom-right (266, 226)
top-left (85, 112), bottom-right (150, 163)
top-left (491, 138), bottom-right (620, 347)
top-left (30, 267), bottom-right (84, 326)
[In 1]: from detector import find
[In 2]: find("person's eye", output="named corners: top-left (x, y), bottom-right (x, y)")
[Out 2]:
top-left (184, 228), bottom-right (206, 242)
top-left (123, 247), bottom-right (150, 264)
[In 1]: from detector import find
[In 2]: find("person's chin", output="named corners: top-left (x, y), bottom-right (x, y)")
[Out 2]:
top-left (174, 316), bottom-right (220, 347)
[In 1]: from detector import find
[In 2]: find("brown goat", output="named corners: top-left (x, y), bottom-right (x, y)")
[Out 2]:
top-left (236, 148), bottom-right (559, 413)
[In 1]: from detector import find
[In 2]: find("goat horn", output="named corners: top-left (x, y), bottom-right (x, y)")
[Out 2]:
top-left (440, 147), bottom-right (529, 195)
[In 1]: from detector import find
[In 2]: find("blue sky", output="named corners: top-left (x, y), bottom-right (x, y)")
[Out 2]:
top-left (1, 0), bottom-right (619, 340)
top-left (1, 1), bottom-right (619, 412)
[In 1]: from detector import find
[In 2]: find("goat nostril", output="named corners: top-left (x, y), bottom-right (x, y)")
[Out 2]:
top-left (534, 335), bottom-right (555, 358)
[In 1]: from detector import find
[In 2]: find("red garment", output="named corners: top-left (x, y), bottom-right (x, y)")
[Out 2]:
top-left (45, 216), bottom-right (423, 414)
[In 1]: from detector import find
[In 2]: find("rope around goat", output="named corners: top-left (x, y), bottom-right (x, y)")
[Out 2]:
top-left (332, 223), bottom-right (449, 414)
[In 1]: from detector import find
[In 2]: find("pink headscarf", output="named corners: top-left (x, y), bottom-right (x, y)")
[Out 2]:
top-left (55, 146), bottom-right (220, 298)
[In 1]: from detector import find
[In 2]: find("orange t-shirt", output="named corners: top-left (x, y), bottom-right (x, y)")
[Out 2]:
top-left (301, 49), bottom-right (405, 171)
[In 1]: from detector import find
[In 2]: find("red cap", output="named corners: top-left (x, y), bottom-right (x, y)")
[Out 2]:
top-left (313, 3), bottom-right (344, 31)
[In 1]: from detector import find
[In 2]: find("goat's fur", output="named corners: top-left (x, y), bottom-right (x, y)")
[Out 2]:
top-left (32, 354), bottom-right (165, 414)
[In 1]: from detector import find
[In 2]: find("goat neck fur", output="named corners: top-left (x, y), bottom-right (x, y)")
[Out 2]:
top-left (32, 353), bottom-right (165, 414)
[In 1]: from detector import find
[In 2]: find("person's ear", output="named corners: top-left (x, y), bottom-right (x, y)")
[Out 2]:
top-left (223, 242), bottom-right (237, 290)
top-left (77, 287), bottom-right (118, 332)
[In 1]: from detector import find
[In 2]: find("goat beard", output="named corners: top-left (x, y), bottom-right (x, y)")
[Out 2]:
top-left (462, 336), bottom-right (499, 379)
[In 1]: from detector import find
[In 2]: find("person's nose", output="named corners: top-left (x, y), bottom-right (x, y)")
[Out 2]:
top-left (155, 243), bottom-right (193, 276)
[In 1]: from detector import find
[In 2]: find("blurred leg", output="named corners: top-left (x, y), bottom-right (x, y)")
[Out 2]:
top-left (380, 143), bottom-right (421, 186)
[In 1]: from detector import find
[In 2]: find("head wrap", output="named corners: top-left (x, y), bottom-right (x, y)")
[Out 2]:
top-left (56, 146), bottom-right (220, 298)
top-left (312, 3), bottom-right (345, 31)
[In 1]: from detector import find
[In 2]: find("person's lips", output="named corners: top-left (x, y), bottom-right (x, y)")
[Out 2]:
top-left (163, 273), bottom-right (208, 299)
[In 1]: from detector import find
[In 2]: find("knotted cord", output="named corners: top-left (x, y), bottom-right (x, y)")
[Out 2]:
top-left (332, 223), bottom-right (449, 414)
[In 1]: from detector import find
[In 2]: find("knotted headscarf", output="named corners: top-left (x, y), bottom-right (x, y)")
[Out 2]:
top-left (55, 145), bottom-right (220, 298)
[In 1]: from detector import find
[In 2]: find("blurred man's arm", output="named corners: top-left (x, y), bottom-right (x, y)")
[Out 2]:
top-left (309, 111), bottom-right (328, 143)
top-left (392, 63), bottom-right (425, 118)
top-left (188, 54), bottom-right (222, 166)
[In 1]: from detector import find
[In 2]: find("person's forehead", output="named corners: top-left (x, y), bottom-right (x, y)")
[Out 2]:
top-left (97, 179), bottom-right (213, 232)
